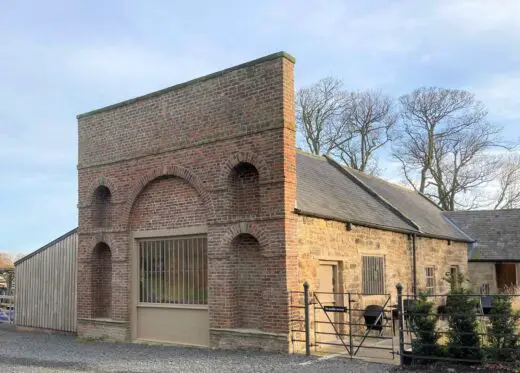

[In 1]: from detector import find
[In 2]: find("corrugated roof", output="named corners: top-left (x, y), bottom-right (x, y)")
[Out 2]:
top-left (296, 151), bottom-right (472, 242)
top-left (444, 210), bottom-right (520, 261)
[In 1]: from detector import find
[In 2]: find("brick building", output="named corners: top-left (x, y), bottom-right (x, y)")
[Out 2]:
top-left (76, 52), bottom-right (471, 351)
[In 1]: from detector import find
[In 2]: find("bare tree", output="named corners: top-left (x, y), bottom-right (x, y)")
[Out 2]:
top-left (491, 154), bottom-right (520, 209)
top-left (332, 90), bottom-right (396, 174)
top-left (394, 87), bottom-right (505, 210)
top-left (296, 77), bottom-right (345, 155)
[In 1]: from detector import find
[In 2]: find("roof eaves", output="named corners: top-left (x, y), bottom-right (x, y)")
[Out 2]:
top-left (323, 155), bottom-right (421, 231)
top-left (294, 208), bottom-right (419, 235)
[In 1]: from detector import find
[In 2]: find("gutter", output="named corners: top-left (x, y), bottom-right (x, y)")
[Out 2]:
top-left (412, 234), bottom-right (417, 298)
top-left (294, 208), bottom-right (419, 235)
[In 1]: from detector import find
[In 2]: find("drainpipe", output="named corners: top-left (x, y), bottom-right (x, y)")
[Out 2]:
top-left (412, 234), bottom-right (417, 298)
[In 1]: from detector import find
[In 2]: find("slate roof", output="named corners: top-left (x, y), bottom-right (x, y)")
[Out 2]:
top-left (296, 151), bottom-right (472, 242)
top-left (444, 210), bottom-right (520, 261)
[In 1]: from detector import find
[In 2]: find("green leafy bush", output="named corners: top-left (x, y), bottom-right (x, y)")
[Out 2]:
top-left (445, 272), bottom-right (482, 361)
top-left (409, 293), bottom-right (440, 359)
top-left (486, 293), bottom-right (520, 362)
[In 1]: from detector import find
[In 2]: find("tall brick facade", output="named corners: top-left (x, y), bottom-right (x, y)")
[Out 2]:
top-left (77, 52), bottom-right (297, 349)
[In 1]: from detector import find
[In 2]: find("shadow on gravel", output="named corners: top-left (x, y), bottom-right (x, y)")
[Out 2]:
top-left (0, 356), bottom-right (90, 370)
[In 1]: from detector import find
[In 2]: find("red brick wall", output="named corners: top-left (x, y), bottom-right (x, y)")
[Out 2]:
top-left (77, 52), bottom-right (297, 346)
top-left (130, 176), bottom-right (206, 231)
top-left (229, 163), bottom-right (260, 218)
top-left (92, 242), bottom-right (112, 318)
top-left (234, 234), bottom-right (262, 329)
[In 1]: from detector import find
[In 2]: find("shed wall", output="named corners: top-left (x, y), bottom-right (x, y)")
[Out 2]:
top-left (15, 231), bottom-right (77, 332)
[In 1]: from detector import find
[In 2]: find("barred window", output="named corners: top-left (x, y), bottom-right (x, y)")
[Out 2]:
top-left (362, 256), bottom-right (385, 295)
top-left (425, 267), bottom-right (436, 294)
top-left (138, 236), bottom-right (207, 305)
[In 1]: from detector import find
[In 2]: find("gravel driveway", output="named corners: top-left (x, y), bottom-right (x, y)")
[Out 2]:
top-left (0, 325), bottom-right (394, 373)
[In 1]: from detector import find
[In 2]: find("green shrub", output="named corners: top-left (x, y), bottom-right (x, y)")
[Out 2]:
top-left (408, 293), bottom-right (440, 359)
top-left (486, 293), bottom-right (520, 362)
top-left (445, 272), bottom-right (482, 361)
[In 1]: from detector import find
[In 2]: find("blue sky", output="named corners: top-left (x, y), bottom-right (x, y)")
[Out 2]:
top-left (1, 0), bottom-right (520, 254)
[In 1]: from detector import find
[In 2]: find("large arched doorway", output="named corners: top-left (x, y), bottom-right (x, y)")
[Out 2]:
top-left (130, 175), bottom-right (209, 346)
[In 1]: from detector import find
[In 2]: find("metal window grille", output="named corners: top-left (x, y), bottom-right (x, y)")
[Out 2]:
top-left (425, 267), bottom-right (435, 294)
top-left (138, 236), bottom-right (207, 305)
top-left (362, 256), bottom-right (385, 295)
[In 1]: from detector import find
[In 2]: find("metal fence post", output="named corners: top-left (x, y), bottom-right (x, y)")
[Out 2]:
top-left (303, 281), bottom-right (311, 356)
top-left (396, 283), bottom-right (405, 366)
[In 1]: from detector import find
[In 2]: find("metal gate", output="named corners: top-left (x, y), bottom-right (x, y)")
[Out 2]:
top-left (290, 282), bottom-right (397, 361)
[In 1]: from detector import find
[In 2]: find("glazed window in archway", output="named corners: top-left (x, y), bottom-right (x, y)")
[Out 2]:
top-left (229, 162), bottom-right (260, 217)
top-left (138, 236), bottom-right (207, 305)
top-left (92, 185), bottom-right (112, 227)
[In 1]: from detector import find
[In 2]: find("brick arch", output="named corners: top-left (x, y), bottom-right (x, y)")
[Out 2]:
top-left (122, 164), bottom-right (214, 228)
top-left (84, 176), bottom-right (119, 206)
top-left (218, 151), bottom-right (271, 187)
top-left (222, 222), bottom-right (269, 248)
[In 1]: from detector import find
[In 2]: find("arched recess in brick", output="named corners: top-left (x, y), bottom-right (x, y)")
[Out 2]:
top-left (84, 177), bottom-right (118, 206)
top-left (92, 185), bottom-right (112, 228)
top-left (229, 162), bottom-right (260, 218)
top-left (232, 233), bottom-right (263, 329)
top-left (218, 151), bottom-right (271, 188)
top-left (91, 242), bottom-right (112, 319)
top-left (221, 222), bottom-right (269, 249)
top-left (122, 165), bottom-right (214, 228)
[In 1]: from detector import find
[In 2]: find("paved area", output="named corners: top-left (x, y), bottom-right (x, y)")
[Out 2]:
top-left (0, 325), bottom-right (394, 373)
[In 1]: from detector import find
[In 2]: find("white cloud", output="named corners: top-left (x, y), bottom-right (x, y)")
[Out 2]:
top-left (471, 72), bottom-right (520, 121)
top-left (437, 0), bottom-right (520, 37)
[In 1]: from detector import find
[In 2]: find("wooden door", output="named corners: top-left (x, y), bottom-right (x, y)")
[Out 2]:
top-left (317, 263), bottom-right (339, 340)
top-left (496, 263), bottom-right (517, 290)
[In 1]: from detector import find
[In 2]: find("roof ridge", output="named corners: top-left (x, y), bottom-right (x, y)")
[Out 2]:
top-left (324, 155), bottom-right (421, 231)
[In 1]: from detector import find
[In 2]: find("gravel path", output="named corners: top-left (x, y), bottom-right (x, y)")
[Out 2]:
top-left (0, 326), bottom-right (394, 372)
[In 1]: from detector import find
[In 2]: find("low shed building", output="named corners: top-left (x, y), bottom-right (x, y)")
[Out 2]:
top-left (445, 210), bottom-right (520, 293)
top-left (14, 228), bottom-right (78, 332)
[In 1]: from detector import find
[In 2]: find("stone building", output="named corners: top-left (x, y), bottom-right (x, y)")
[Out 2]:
top-left (76, 51), bottom-right (471, 351)
top-left (446, 210), bottom-right (520, 294)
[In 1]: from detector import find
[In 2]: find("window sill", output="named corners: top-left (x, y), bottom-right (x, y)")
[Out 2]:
top-left (137, 303), bottom-right (208, 310)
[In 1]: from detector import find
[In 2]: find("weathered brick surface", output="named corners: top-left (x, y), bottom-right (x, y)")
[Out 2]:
top-left (77, 53), bottom-right (297, 350)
